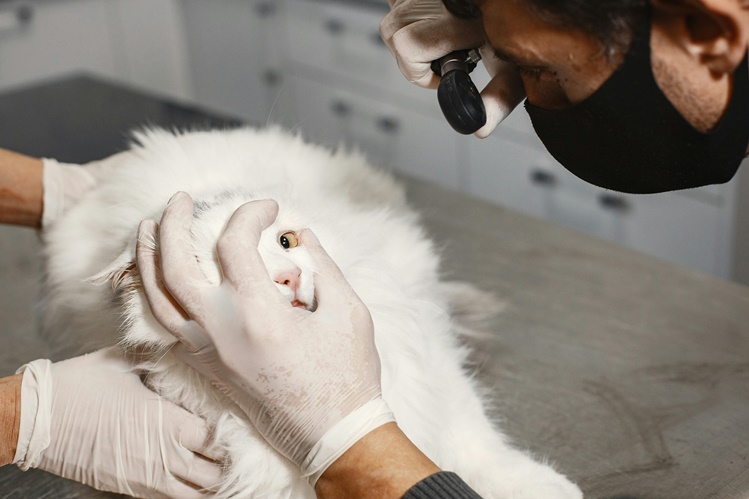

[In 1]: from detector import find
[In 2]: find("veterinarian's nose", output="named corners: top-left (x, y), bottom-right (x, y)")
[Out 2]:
top-left (274, 268), bottom-right (301, 292)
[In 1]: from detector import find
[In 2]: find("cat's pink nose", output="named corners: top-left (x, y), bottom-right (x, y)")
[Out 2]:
top-left (274, 267), bottom-right (301, 292)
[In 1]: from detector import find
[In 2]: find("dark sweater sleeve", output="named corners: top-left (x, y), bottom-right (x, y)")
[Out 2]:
top-left (402, 472), bottom-right (483, 499)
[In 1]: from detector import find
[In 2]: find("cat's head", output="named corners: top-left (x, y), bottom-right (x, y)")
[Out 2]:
top-left (89, 190), bottom-right (317, 347)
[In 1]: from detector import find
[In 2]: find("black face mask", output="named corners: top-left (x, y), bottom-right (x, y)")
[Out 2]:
top-left (525, 12), bottom-right (749, 194)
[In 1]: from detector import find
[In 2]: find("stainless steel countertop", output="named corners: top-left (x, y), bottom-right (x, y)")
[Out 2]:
top-left (1, 76), bottom-right (748, 499)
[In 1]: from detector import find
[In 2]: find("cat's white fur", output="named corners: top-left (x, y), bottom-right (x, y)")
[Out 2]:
top-left (42, 127), bottom-right (582, 498)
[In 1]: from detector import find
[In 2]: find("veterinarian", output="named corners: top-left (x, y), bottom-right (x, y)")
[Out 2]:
top-left (381, 0), bottom-right (749, 193)
top-left (0, 151), bottom-right (223, 497)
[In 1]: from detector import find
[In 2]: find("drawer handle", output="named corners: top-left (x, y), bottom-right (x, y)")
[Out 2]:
top-left (254, 2), bottom-right (276, 18)
top-left (530, 169), bottom-right (556, 187)
top-left (0, 4), bottom-right (33, 33)
top-left (376, 117), bottom-right (400, 134)
top-left (263, 69), bottom-right (281, 87)
top-left (370, 31), bottom-right (386, 48)
top-left (598, 193), bottom-right (630, 212)
top-left (330, 100), bottom-right (351, 117)
top-left (325, 18), bottom-right (345, 35)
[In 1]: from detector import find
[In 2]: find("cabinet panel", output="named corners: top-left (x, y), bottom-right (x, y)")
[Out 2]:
top-left (614, 192), bottom-right (723, 275)
top-left (0, 0), bottom-right (117, 91)
top-left (109, 0), bottom-right (192, 100)
top-left (182, 0), bottom-right (288, 124)
top-left (468, 133), bottom-right (726, 275)
top-left (466, 134), bottom-right (551, 219)
top-left (285, 0), bottom-right (408, 92)
top-left (290, 76), bottom-right (460, 189)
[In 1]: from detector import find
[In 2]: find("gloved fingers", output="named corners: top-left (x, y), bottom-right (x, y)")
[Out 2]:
top-left (299, 229), bottom-right (366, 314)
top-left (137, 219), bottom-right (196, 346)
top-left (170, 455), bottom-right (223, 493)
top-left (177, 408), bottom-right (224, 462)
top-left (474, 49), bottom-right (527, 138)
top-left (215, 199), bottom-right (286, 306)
top-left (381, 9), bottom-right (486, 88)
top-left (161, 476), bottom-right (217, 499)
top-left (380, 0), bottom-right (443, 42)
top-left (157, 192), bottom-right (212, 327)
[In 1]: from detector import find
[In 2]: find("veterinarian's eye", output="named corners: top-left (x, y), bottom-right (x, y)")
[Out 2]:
top-left (279, 231), bottom-right (299, 249)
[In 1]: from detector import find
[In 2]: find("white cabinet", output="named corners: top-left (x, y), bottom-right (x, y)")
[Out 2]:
top-left (0, 0), bottom-right (191, 99)
top-left (0, 0), bottom-right (118, 90)
top-left (468, 113), bottom-right (739, 277)
top-left (108, 0), bottom-right (192, 100)
top-left (284, 0), bottom-right (406, 98)
top-left (282, 0), bottom-right (462, 189)
top-left (466, 133), bottom-right (551, 220)
top-left (290, 75), bottom-right (461, 189)
top-left (181, 0), bottom-right (289, 124)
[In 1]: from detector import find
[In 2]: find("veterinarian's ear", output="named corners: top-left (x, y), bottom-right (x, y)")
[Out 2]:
top-left (650, 0), bottom-right (749, 75)
top-left (86, 244), bottom-right (139, 291)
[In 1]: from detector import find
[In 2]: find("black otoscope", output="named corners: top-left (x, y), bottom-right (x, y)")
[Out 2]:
top-left (431, 49), bottom-right (487, 135)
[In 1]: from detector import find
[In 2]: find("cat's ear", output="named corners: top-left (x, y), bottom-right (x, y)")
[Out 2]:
top-left (86, 244), bottom-right (140, 292)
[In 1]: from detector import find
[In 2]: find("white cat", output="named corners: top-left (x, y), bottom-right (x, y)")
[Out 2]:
top-left (42, 127), bottom-right (582, 498)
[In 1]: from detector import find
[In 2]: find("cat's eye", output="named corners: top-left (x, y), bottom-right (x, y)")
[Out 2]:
top-left (279, 231), bottom-right (299, 250)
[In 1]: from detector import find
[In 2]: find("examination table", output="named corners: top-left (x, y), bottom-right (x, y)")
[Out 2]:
top-left (0, 76), bottom-right (747, 499)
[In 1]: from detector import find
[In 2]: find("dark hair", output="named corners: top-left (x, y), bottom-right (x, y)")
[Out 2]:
top-left (442, 0), bottom-right (647, 57)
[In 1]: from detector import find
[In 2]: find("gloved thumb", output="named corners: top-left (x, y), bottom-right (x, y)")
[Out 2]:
top-left (474, 49), bottom-right (526, 138)
top-left (299, 229), bottom-right (365, 314)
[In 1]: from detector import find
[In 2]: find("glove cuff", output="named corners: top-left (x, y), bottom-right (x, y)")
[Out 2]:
top-left (41, 158), bottom-right (97, 229)
top-left (13, 359), bottom-right (53, 470)
top-left (300, 398), bottom-right (395, 487)
top-left (41, 158), bottom-right (64, 229)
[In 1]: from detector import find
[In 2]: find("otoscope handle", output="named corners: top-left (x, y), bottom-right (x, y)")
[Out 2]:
top-left (432, 50), bottom-right (487, 135)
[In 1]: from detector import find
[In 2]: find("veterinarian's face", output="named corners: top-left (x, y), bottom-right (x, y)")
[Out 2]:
top-left (478, 0), bottom-right (745, 133)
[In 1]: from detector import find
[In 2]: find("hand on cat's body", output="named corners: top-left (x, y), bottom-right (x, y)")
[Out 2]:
top-left (380, 0), bottom-right (525, 137)
top-left (13, 347), bottom-right (222, 498)
top-left (136, 192), bottom-right (395, 485)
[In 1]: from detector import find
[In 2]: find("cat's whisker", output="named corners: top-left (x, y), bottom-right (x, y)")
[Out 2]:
top-left (285, 119), bottom-right (308, 136)
top-left (265, 83), bottom-right (286, 129)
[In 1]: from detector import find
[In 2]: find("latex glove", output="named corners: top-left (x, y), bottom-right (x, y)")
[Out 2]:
top-left (14, 348), bottom-right (222, 498)
top-left (41, 151), bottom-right (132, 229)
top-left (379, 0), bottom-right (526, 137)
top-left (136, 192), bottom-right (394, 486)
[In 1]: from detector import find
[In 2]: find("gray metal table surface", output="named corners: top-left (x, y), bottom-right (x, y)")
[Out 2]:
top-left (1, 76), bottom-right (748, 499)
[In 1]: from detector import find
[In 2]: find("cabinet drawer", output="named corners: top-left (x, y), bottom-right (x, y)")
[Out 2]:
top-left (466, 134), bottom-right (552, 220)
top-left (468, 134), bottom-right (729, 276)
top-left (285, 0), bottom-right (406, 90)
top-left (290, 75), bottom-right (461, 189)
top-left (183, 0), bottom-right (287, 123)
top-left (0, 0), bottom-right (117, 91)
top-left (610, 191), bottom-right (725, 275)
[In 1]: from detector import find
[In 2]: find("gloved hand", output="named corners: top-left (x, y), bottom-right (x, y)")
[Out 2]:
top-left (14, 347), bottom-right (222, 498)
top-left (136, 192), bottom-right (394, 486)
top-left (380, 0), bottom-right (526, 137)
top-left (41, 151), bottom-right (132, 229)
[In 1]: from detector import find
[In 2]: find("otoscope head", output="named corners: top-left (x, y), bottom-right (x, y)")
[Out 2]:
top-left (432, 50), bottom-right (487, 135)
